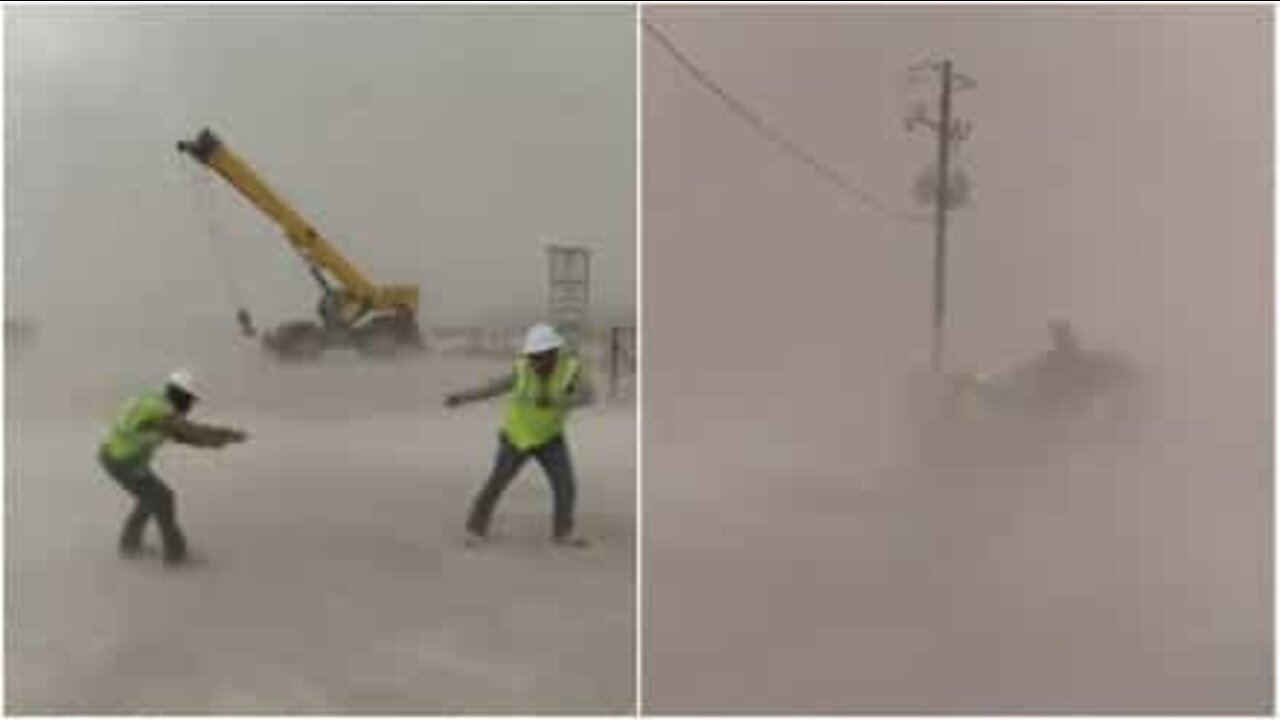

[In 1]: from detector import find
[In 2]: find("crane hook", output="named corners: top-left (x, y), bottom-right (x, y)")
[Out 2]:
top-left (236, 308), bottom-right (257, 338)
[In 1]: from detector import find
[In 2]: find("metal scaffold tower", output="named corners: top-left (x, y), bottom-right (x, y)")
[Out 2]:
top-left (547, 244), bottom-right (591, 347)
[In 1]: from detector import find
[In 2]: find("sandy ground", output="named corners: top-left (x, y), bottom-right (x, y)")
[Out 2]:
top-left (6, 338), bottom-right (635, 714)
top-left (644, 375), bottom-right (1271, 713)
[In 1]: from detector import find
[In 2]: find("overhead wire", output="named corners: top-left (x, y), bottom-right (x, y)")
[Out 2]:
top-left (643, 20), bottom-right (929, 226)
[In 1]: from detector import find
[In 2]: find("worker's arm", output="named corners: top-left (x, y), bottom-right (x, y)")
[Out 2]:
top-left (445, 374), bottom-right (516, 408)
top-left (531, 363), bottom-right (594, 409)
top-left (154, 415), bottom-right (249, 448)
top-left (566, 371), bottom-right (596, 409)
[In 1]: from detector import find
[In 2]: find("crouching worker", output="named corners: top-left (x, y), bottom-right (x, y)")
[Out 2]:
top-left (98, 370), bottom-right (248, 566)
top-left (446, 323), bottom-right (594, 547)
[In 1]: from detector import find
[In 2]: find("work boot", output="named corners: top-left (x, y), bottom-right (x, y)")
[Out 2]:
top-left (163, 550), bottom-right (213, 569)
top-left (119, 543), bottom-right (146, 560)
top-left (120, 522), bottom-right (146, 556)
top-left (552, 534), bottom-right (590, 549)
top-left (464, 516), bottom-right (491, 547)
top-left (162, 549), bottom-right (189, 567)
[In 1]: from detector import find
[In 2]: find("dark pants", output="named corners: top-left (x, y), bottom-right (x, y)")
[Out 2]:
top-left (466, 433), bottom-right (577, 539)
top-left (98, 449), bottom-right (187, 563)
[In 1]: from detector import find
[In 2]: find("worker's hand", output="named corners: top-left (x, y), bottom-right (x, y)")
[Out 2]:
top-left (210, 428), bottom-right (247, 447)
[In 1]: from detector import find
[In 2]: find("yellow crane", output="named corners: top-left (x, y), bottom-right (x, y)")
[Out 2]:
top-left (178, 128), bottom-right (423, 360)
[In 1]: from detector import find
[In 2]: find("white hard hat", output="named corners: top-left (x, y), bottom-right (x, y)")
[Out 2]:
top-left (522, 323), bottom-right (565, 355)
top-left (165, 369), bottom-right (201, 398)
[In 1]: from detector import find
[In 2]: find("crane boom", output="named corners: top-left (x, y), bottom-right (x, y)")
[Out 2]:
top-left (177, 128), bottom-right (417, 312)
top-left (177, 128), bottom-right (423, 361)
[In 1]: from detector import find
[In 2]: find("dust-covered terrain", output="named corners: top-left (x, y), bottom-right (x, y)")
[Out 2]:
top-left (645, 362), bottom-right (1269, 713)
top-left (6, 332), bottom-right (636, 713)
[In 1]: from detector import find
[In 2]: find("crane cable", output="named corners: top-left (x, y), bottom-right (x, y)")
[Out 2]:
top-left (181, 164), bottom-right (257, 337)
top-left (643, 20), bottom-right (929, 226)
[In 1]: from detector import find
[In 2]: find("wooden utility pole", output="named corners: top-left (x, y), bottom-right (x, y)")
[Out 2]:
top-left (906, 59), bottom-right (975, 374)
top-left (931, 60), bottom-right (954, 374)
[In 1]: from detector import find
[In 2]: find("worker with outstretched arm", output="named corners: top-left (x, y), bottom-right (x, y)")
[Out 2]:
top-left (1029, 318), bottom-right (1091, 405)
top-left (97, 370), bottom-right (248, 567)
top-left (446, 323), bottom-right (594, 547)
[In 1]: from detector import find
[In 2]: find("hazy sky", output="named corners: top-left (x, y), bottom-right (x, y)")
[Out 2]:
top-left (6, 6), bottom-right (635, 336)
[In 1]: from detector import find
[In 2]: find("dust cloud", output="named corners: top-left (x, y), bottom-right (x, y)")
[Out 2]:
top-left (643, 5), bottom-right (1271, 713)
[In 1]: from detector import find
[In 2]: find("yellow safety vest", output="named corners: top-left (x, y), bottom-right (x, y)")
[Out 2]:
top-left (502, 354), bottom-right (581, 451)
top-left (102, 392), bottom-right (173, 465)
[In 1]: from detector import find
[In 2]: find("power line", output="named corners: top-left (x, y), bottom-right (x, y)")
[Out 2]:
top-left (643, 20), bottom-right (928, 226)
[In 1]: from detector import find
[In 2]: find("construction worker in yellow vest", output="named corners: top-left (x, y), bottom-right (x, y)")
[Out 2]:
top-left (97, 370), bottom-right (248, 566)
top-left (446, 323), bottom-right (593, 547)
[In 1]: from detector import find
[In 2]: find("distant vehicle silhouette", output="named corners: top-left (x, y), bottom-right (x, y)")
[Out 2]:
top-left (917, 327), bottom-right (1148, 470)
